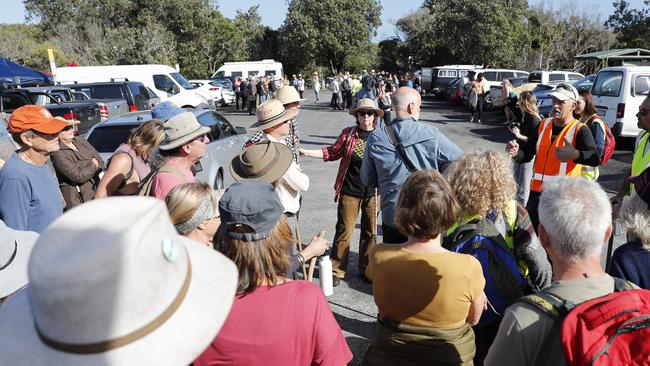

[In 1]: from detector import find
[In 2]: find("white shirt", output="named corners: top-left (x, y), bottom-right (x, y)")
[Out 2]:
top-left (265, 134), bottom-right (309, 214)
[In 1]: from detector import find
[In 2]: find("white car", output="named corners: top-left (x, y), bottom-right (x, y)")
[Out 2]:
top-left (190, 79), bottom-right (235, 107)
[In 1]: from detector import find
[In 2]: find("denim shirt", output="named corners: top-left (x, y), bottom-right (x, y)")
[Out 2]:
top-left (361, 117), bottom-right (462, 227)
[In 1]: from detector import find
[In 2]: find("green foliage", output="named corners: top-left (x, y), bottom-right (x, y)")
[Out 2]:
top-left (606, 0), bottom-right (650, 48)
top-left (279, 0), bottom-right (382, 75)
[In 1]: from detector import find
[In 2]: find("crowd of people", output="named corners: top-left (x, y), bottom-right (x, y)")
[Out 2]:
top-left (0, 74), bottom-right (649, 365)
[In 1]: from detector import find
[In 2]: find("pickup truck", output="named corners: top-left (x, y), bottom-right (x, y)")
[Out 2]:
top-left (65, 81), bottom-right (159, 112)
top-left (0, 88), bottom-right (102, 135)
top-left (24, 86), bottom-right (129, 120)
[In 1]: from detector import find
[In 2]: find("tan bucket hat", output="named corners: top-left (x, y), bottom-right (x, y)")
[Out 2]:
top-left (0, 220), bottom-right (38, 299)
top-left (248, 99), bottom-right (299, 132)
top-left (276, 85), bottom-right (306, 105)
top-left (230, 141), bottom-right (293, 183)
top-left (350, 98), bottom-right (384, 118)
top-left (0, 197), bottom-right (238, 365)
top-left (159, 112), bottom-right (210, 151)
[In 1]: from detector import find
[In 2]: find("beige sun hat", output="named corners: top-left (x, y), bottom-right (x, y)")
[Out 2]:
top-left (249, 99), bottom-right (299, 132)
top-left (276, 85), bottom-right (306, 105)
top-left (230, 141), bottom-right (293, 183)
top-left (0, 220), bottom-right (38, 299)
top-left (0, 196), bottom-right (238, 365)
top-left (159, 112), bottom-right (210, 151)
top-left (350, 98), bottom-right (384, 118)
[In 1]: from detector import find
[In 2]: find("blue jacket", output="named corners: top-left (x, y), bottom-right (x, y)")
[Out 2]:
top-left (361, 117), bottom-right (462, 228)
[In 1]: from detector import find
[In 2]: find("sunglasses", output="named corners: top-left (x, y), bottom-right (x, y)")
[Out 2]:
top-left (357, 111), bottom-right (375, 117)
top-left (62, 125), bottom-right (74, 131)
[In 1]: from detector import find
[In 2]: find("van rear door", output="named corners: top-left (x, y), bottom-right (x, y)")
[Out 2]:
top-left (591, 70), bottom-right (625, 133)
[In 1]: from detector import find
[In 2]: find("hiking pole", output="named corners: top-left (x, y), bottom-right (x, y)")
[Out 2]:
top-left (606, 219), bottom-right (620, 272)
top-left (307, 231), bottom-right (326, 282)
top-left (294, 214), bottom-right (308, 279)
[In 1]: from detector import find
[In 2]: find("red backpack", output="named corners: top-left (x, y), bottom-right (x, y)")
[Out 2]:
top-left (521, 278), bottom-right (650, 366)
top-left (585, 114), bottom-right (616, 165)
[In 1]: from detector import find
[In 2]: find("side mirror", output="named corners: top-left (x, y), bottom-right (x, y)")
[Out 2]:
top-left (235, 126), bottom-right (246, 134)
top-left (172, 84), bottom-right (180, 94)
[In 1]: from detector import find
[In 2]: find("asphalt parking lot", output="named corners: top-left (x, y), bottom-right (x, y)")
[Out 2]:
top-left (218, 90), bottom-right (633, 365)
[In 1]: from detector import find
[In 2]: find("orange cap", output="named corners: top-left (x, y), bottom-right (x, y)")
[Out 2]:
top-left (9, 105), bottom-right (69, 134)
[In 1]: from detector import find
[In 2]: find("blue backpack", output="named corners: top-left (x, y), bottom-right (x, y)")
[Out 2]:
top-left (444, 218), bottom-right (526, 326)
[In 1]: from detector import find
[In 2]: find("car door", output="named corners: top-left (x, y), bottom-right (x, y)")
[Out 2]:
top-left (194, 111), bottom-right (225, 188)
top-left (211, 111), bottom-right (247, 186)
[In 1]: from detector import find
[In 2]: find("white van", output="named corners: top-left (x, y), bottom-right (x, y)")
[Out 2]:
top-left (54, 64), bottom-right (212, 109)
top-left (211, 60), bottom-right (284, 81)
top-left (591, 66), bottom-right (650, 137)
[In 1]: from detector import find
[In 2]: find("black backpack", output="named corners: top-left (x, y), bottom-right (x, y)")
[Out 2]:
top-left (342, 78), bottom-right (351, 91)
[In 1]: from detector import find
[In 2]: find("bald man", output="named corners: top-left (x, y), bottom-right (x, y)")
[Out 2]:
top-left (361, 87), bottom-right (462, 244)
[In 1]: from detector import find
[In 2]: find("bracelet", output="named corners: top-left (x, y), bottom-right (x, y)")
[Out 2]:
top-left (295, 253), bottom-right (305, 265)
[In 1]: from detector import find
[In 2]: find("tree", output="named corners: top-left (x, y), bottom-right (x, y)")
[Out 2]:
top-left (606, 0), bottom-right (650, 48)
top-left (279, 0), bottom-right (382, 75)
top-left (377, 37), bottom-right (408, 73)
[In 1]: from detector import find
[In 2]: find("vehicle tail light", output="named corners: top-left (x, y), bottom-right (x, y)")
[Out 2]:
top-left (209, 87), bottom-right (221, 91)
top-left (63, 112), bottom-right (77, 121)
top-left (617, 103), bottom-right (625, 119)
top-left (99, 104), bottom-right (109, 120)
top-left (129, 105), bottom-right (138, 112)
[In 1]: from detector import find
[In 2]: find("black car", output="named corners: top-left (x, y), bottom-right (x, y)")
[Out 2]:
top-left (65, 81), bottom-right (157, 112)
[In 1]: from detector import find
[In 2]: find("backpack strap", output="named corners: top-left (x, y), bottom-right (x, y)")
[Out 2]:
top-left (385, 123), bottom-right (419, 173)
top-left (613, 277), bottom-right (635, 291)
top-left (137, 163), bottom-right (188, 196)
top-left (107, 151), bottom-right (134, 190)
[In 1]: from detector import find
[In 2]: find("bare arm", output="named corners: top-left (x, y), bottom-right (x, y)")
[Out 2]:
top-left (467, 292), bottom-right (487, 326)
top-left (299, 148), bottom-right (324, 159)
top-left (94, 153), bottom-right (133, 198)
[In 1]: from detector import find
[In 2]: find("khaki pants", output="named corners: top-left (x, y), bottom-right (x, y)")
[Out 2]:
top-left (331, 194), bottom-right (379, 278)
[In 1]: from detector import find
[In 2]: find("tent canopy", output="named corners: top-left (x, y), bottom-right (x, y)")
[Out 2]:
top-left (0, 57), bottom-right (51, 85)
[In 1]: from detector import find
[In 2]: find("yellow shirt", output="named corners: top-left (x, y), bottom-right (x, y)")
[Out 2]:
top-left (367, 244), bottom-right (485, 329)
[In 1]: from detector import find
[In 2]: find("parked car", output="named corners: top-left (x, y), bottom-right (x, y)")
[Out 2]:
top-left (427, 65), bottom-right (482, 96)
top-left (527, 70), bottom-right (585, 85)
top-left (23, 86), bottom-right (128, 120)
top-left (85, 109), bottom-right (249, 189)
top-left (65, 81), bottom-right (157, 113)
top-left (0, 88), bottom-right (102, 134)
top-left (592, 66), bottom-right (650, 137)
top-left (466, 69), bottom-right (529, 107)
top-left (444, 78), bottom-right (464, 104)
top-left (189, 79), bottom-right (236, 107)
top-left (210, 77), bottom-right (234, 90)
top-left (573, 74), bottom-right (596, 92)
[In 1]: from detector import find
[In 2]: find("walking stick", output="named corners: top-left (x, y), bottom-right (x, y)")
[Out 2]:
top-left (294, 214), bottom-right (307, 279)
top-left (307, 231), bottom-right (326, 282)
top-left (606, 231), bottom-right (614, 272)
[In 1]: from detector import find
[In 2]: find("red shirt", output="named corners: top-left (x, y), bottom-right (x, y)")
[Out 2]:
top-left (194, 281), bottom-right (352, 366)
top-left (321, 126), bottom-right (359, 202)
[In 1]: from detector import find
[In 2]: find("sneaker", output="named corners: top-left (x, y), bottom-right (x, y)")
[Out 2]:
top-left (332, 276), bottom-right (341, 287)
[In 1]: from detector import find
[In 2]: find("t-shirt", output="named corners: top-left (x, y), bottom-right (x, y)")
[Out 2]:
top-left (150, 159), bottom-right (194, 200)
top-left (341, 129), bottom-right (371, 198)
top-left (609, 239), bottom-right (650, 290)
top-left (366, 244), bottom-right (485, 328)
top-left (0, 153), bottom-right (64, 233)
top-left (484, 275), bottom-right (621, 366)
top-left (193, 281), bottom-right (352, 366)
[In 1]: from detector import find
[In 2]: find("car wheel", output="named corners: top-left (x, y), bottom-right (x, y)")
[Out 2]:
top-left (214, 171), bottom-right (224, 190)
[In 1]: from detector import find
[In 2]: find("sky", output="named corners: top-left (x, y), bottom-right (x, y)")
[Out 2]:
top-left (0, 0), bottom-right (647, 42)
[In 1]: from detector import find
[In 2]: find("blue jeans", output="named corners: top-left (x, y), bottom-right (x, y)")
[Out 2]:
top-left (314, 89), bottom-right (320, 101)
top-left (259, 94), bottom-right (267, 103)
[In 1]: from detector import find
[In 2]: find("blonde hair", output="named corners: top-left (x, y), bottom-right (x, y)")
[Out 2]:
top-left (128, 119), bottom-right (164, 160)
top-left (166, 182), bottom-right (218, 227)
top-left (518, 90), bottom-right (540, 118)
top-left (620, 195), bottom-right (650, 249)
top-left (445, 150), bottom-right (517, 219)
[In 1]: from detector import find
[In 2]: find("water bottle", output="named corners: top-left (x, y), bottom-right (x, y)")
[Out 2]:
top-left (319, 253), bottom-right (333, 296)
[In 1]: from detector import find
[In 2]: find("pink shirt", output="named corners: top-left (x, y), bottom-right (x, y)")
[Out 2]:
top-left (150, 159), bottom-right (194, 200)
top-left (193, 281), bottom-right (352, 366)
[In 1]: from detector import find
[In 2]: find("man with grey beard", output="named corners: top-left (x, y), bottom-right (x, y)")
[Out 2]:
top-left (505, 83), bottom-right (600, 230)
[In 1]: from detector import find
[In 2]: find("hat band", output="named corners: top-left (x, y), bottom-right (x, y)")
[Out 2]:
top-left (257, 109), bottom-right (287, 125)
top-left (164, 125), bottom-right (204, 145)
top-left (34, 250), bottom-right (192, 354)
top-left (0, 240), bottom-right (17, 271)
top-left (237, 146), bottom-right (281, 179)
top-left (226, 229), bottom-right (270, 241)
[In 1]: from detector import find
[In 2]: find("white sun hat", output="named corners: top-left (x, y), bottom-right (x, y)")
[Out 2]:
top-left (0, 196), bottom-right (238, 365)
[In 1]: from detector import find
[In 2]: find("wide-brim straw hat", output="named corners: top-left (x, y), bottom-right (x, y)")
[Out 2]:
top-left (230, 141), bottom-right (293, 183)
top-left (276, 85), bottom-right (306, 105)
top-left (0, 197), bottom-right (238, 365)
top-left (350, 98), bottom-right (384, 118)
top-left (249, 99), bottom-right (299, 132)
top-left (0, 220), bottom-right (38, 299)
top-left (159, 112), bottom-right (210, 150)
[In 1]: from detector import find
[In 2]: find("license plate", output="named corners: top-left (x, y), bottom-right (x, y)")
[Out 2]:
top-left (596, 108), bottom-right (606, 117)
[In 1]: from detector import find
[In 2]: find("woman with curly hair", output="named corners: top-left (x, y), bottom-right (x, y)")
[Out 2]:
top-left (444, 150), bottom-right (552, 364)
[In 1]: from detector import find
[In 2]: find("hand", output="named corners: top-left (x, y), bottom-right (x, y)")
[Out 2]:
top-left (298, 148), bottom-right (307, 156)
top-left (554, 137), bottom-right (579, 162)
top-left (505, 140), bottom-right (519, 157)
top-left (301, 236), bottom-right (328, 261)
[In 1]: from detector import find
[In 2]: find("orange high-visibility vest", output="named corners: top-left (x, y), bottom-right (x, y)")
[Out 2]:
top-left (531, 118), bottom-right (584, 192)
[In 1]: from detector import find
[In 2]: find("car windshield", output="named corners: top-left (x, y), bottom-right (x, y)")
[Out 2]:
top-left (532, 85), bottom-right (554, 93)
top-left (86, 125), bottom-right (135, 153)
top-left (592, 71), bottom-right (623, 97)
top-left (171, 72), bottom-right (195, 90)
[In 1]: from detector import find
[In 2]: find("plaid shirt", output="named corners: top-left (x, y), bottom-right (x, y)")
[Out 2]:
top-left (245, 118), bottom-right (300, 163)
top-left (322, 126), bottom-right (361, 202)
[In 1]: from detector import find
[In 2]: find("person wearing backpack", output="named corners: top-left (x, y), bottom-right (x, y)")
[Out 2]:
top-left (576, 90), bottom-right (615, 181)
top-left (444, 150), bottom-right (552, 365)
top-left (341, 72), bottom-right (353, 110)
top-left (485, 177), bottom-right (649, 366)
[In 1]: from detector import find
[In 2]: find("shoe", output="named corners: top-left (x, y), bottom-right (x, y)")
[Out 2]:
top-left (332, 276), bottom-right (341, 287)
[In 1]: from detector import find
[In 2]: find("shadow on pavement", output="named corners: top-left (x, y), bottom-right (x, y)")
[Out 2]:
top-left (344, 336), bottom-right (373, 366)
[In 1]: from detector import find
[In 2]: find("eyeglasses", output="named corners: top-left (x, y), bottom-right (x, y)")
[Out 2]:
top-left (357, 111), bottom-right (375, 117)
top-left (62, 125), bottom-right (74, 132)
top-left (556, 83), bottom-right (578, 101)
